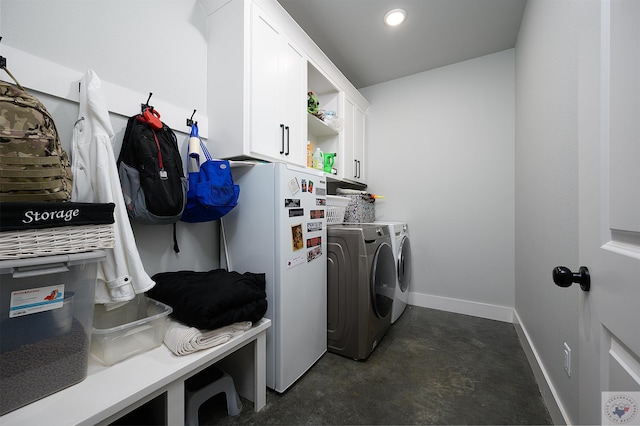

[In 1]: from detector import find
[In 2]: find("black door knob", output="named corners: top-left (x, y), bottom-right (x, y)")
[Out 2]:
top-left (553, 266), bottom-right (590, 291)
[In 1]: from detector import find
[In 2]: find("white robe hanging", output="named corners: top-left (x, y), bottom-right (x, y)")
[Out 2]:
top-left (71, 69), bottom-right (155, 304)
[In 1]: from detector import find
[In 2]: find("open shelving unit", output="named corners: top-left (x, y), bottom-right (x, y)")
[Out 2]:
top-left (307, 62), bottom-right (341, 175)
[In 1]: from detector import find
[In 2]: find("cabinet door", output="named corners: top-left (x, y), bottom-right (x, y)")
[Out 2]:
top-left (341, 95), bottom-right (356, 180)
top-left (341, 95), bottom-right (366, 183)
top-left (279, 38), bottom-right (307, 166)
top-left (250, 5), bottom-right (306, 165)
top-left (251, 7), bottom-right (282, 159)
top-left (353, 104), bottom-right (365, 183)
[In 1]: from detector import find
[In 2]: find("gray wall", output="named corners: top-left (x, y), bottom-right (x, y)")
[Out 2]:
top-left (514, 0), bottom-right (580, 423)
top-left (361, 50), bottom-right (516, 320)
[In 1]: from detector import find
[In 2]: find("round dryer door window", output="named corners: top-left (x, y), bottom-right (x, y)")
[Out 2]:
top-left (398, 236), bottom-right (412, 292)
top-left (371, 242), bottom-right (396, 318)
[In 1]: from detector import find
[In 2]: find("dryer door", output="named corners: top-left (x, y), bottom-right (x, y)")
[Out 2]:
top-left (398, 236), bottom-right (412, 293)
top-left (371, 242), bottom-right (395, 318)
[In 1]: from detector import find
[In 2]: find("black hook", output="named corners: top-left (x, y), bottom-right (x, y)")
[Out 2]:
top-left (0, 37), bottom-right (6, 69)
top-left (141, 92), bottom-right (153, 113)
top-left (186, 109), bottom-right (197, 127)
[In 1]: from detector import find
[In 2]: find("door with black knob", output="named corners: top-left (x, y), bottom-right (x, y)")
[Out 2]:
top-left (578, 1), bottom-right (640, 424)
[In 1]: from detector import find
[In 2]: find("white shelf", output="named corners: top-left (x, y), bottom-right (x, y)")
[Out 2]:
top-left (308, 113), bottom-right (339, 137)
top-left (1, 318), bottom-right (271, 426)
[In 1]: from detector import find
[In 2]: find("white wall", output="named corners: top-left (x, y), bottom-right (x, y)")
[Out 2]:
top-left (514, 0), bottom-right (580, 423)
top-left (361, 50), bottom-right (515, 321)
top-left (1, 0), bottom-right (221, 277)
top-left (1, 0), bottom-right (207, 115)
top-left (0, 0), bottom-right (209, 135)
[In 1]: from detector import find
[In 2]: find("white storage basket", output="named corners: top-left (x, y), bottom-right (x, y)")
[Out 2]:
top-left (326, 195), bottom-right (350, 224)
top-left (0, 224), bottom-right (115, 260)
top-left (0, 202), bottom-right (115, 259)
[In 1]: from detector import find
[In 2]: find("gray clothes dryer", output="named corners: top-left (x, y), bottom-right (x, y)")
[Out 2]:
top-left (327, 223), bottom-right (396, 360)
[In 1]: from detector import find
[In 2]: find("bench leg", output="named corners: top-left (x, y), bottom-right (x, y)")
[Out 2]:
top-left (254, 331), bottom-right (266, 412)
top-left (166, 380), bottom-right (185, 426)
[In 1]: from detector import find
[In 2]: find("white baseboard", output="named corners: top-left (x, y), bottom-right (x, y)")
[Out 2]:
top-left (408, 291), bottom-right (514, 323)
top-left (513, 310), bottom-right (570, 425)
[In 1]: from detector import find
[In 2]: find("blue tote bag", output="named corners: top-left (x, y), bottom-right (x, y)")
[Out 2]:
top-left (181, 124), bottom-right (239, 223)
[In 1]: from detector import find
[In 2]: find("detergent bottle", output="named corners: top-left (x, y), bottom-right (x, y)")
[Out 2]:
top-left (312, 147), bottom-right (324, 171)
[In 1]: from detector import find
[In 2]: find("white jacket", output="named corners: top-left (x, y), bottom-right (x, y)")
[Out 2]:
top-left (71, 70), bottom-right (155, 304)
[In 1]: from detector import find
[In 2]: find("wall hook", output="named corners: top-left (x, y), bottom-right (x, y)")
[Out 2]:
top-left (186, 109), bottom-right (197, 127)
top-left (141, 92), bottom-right (154, 113)
top-left (0, 37), bottom-right (7, 69)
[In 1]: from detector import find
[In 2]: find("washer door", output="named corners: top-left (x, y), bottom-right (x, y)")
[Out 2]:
top-left (397, 236), bottom-right (412, 293)
top-left (371, 242), bottom-right (395, 318)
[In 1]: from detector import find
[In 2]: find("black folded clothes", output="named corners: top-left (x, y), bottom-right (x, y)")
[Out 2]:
top-left (148, 269), bottom-right (268, 331)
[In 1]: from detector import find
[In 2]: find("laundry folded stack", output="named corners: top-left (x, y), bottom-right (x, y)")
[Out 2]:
top-left (147, 269), bottom-right (268, 355)
top-left (164, 320), bottom-right (252, 356)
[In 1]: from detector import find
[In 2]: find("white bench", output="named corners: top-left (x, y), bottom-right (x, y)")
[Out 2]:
top-left (1, 318), bottom-right (271, 426)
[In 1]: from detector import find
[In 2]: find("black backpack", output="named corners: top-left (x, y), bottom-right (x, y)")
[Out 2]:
top-left (117, 109), bottom-right (187, 226)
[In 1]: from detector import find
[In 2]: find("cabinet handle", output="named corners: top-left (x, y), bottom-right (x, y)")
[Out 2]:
top-left (280, 124), bottom-right (285, 154)
top-left (353, 159), bottom-right (358, 178)
top-left (285, 126), bottom-right (290, 155)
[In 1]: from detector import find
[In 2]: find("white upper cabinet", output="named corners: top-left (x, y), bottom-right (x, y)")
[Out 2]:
top-left (341, 94), bottom-right (366, 184)
top-left (250, 7), bottom-right (307, 165)
top-left (202, 0), bottom-right (368, 183)
top-left (353, 103), bottom-right (366, 183)
top-left (204, 0), bottom-right (306, 165)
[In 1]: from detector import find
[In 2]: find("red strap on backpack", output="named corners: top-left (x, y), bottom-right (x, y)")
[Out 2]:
top-left (136, 109), bottom-right (166, 178)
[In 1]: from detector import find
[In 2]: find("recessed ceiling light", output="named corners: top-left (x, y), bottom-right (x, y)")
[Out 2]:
top-left (384, 8), bottom-right (406, 27)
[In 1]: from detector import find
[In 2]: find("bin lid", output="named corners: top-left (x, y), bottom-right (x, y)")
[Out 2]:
top-left (0, 250), bottom-right (106, 275)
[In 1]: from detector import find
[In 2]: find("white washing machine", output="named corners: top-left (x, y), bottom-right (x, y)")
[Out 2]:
top-left (376, 222), bottom-right (412, 323)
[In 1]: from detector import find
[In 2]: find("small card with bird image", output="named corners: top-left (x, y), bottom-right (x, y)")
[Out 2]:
top-left (9, 284), bottom-right (65, 318)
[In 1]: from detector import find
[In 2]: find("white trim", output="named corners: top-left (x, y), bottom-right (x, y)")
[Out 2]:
top-left (1, 46), bottom-right (209, 139)
top-left (604, 239), bottom-right (640, 260)
top-left (408, 291), bottom-right (513, 323)
top-left (513, 310), bottom-right (571, 425)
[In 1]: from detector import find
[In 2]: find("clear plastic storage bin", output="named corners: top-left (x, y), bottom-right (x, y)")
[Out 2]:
top-left (326, 195), bottom-right (350, 224)
top-left (0, 250), bottom-right (106, 415)
top-left (91, 294), bottom-right (172, 366)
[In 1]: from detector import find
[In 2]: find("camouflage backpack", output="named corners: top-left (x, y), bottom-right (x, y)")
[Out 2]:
top-left (0, 69), bottom-right (72, 202)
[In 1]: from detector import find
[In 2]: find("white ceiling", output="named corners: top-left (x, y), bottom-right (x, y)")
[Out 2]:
top-left (277, 0), bottom-right (527, 89)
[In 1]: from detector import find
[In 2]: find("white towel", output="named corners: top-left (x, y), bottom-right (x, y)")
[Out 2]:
top-left (163, 319), bottom-right (252, 356)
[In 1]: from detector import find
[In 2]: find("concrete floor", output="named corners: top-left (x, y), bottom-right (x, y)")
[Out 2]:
top-left (199, 306), bottom-right (552, 425)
